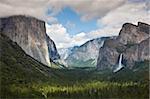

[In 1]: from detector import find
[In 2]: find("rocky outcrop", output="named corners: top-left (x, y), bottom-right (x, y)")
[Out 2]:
top-left (0, 15), bottom-right (59, 66)
top-left (97, 22), bottom-right (150, 70)
top-left (116, 22), bottom-right (149, 45)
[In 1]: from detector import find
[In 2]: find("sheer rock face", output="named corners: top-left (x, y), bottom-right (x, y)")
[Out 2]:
top-left (123, 38), bottom-right (150, 68)
top-left (46, 34), bottom-right (60, 61)
top-left (97, 22), bottom-right (150, 70)
top-left (116, 22), bottom-right (149, 45)
top-left (67, 38), bottom-right (106, 61)
top-left (0, 15), bottom-right (59, 66)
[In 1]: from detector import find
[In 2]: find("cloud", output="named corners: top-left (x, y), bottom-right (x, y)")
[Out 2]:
top-left (0, 0), bottom-right (58, 23)
top-left (98, 1), bottom-right (150, 26)
top-left (1, 0), bottom-right (149, 49)
top-left (0, 0), bottom-right (126, 22)
top-left (46, 22), bottom-right (120, 49)
top-left (47, 0), bottom-right (149, 49)
top-left (72, 32), bottom-right (90, 46)
top-left (0, 0), bottom-right (45, 17)
top-left (47, 0), bottom-right (126, 21)
top-left (46, 23), bottom-right (120, 49)
top-left (70, 0), bottom-right (126, 21)
top-left (46, 23), bottom-right (89, 49)
top-left (87, 27), bottom-right (121, 39)
top-left (95, 1), bottom-right (150, 37)
top-left (66, 21), bottom-right (75, 29)
top-left (0, 0), bottom-right (148, 23)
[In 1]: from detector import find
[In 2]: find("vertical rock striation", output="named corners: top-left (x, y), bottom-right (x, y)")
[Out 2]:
top-left (97, 22), bottom-right (150, 70)
top-left (0, 15), bottom-right (59, 66)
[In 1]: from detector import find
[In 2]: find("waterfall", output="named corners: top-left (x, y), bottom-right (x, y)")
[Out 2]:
top-left (113, 53), bottom-right (124, 72)
top-left (119, 53), bottom-right (123, 67)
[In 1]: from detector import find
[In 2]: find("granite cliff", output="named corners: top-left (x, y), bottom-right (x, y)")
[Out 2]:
top-left (97, 22), bottom-right (150, 71)
top-left (0, 15), bottom-right (59, 66)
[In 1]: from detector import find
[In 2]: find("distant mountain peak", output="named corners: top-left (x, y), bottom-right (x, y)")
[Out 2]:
top-left (58, 37), bottom-right (109, 68)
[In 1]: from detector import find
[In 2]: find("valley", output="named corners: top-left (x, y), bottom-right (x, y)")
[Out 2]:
top-left (0, 33), bottom-right (149, 98)
top-left (0, 15), bottom-right (149, 98)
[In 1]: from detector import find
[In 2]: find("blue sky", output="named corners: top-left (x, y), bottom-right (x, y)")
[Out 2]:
top-left (2, 0), bottom-right (146, 49)
top-left (45, 0), bottom-right (149, 49)
top-left (56, 7), bottom-right (99, 35)
top-left (0, 0), bottom-right (149, 49)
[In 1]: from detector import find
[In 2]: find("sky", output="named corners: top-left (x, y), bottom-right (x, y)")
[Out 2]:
top-left (0, 0), bottom-right (149, 49)
top-left (55, 7), bottom-right (98, 35)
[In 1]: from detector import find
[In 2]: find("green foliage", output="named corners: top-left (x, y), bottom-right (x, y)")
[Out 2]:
top-left (0, 33), bottom-right (149, 98)
top-left (35, 81), bottom-right (148, 99)
top-left (69, 58), bottom-right (96, 67)
top-left (1, 81), bottom-right (148, 99)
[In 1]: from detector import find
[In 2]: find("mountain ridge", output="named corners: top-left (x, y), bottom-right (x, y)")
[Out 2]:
top-left (0, 19), bottom-right (149, 98)
top-left (58, 37), bottom-right (110, 67)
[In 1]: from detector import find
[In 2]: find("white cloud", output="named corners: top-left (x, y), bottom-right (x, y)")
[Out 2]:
top-left (46, 23), bottom-right (71, 43)
top-left (1, 0), bottom-right (149, 49)
top-left (46, 22), bottom-right (119, 49)
top-left (0, 0), bottom-right (46, 19)
top-left (87, 27), bottom-right (120, 39)
top-left (0, 0), bottom-right (148, 24)
top-left (0, 0), bottom-right (126, 22)
top-left (71, 0), bottom-right (126, 21)
top-left (48, 0), bottom-right (126, 21)
top-left (66, 21), bottom-right (75, 29)
top-left (72, 32), bottom-right (90, 46)
top-left (95, 1), bottom-right (150, 37)
top-left (98, 1), bottom-right (150, 26)
top-left (46, 23), bottom-right (89, 49)
top-left (46, 0), bottom-right (150, 49)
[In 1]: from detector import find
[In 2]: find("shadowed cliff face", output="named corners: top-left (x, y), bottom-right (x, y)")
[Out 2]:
top-left (46, 34), bottom-right (60, 61)
top-left (97, 22), bottom-right (150, 70)
top-left (0, 15), bottom-right (59, 66)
